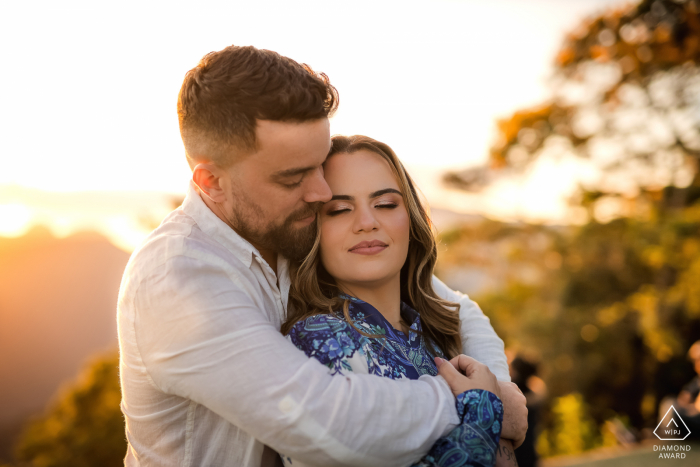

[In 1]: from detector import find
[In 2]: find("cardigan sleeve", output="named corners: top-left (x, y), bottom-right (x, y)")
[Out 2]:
top-left (286, 314), bottom-right (365, 376)
top-left (412, 389), bottom-right (503, 467)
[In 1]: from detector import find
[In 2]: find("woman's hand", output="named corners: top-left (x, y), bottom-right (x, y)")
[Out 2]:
top-left (434, 355), bottom-right (501, 400)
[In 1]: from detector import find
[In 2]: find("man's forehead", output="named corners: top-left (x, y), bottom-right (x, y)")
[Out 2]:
top-left (254, 119), bottom-right (330, 166)
top-left (255, 119), bottom-right (330, 146)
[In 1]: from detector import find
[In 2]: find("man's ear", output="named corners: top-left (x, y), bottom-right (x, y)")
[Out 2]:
top-left (192, 163), bottom-right (227, 203)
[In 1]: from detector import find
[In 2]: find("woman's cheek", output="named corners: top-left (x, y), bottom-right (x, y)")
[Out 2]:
top-left (320, 220), bottom-right (343, 278)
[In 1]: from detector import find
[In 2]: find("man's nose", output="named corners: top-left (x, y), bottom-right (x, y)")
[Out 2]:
top-left (303, 166), bottom-right (332, 204)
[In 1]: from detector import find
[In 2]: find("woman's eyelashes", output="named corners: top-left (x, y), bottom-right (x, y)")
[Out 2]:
top-left (325, 200), bottom-right (399, 216)
top-left (327, 207), bottom-right (351, 216)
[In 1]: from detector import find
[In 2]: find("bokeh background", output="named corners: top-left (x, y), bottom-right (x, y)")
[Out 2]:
top-left (3, 0), bottom-right (700, 465)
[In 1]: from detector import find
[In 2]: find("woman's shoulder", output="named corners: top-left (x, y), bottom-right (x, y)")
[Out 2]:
top-left (288, 312), bottom-right (354, 336)
top-left (287, 313), bottom-right (360, 351)
top-left (286, 313), bottom-right (366, 374)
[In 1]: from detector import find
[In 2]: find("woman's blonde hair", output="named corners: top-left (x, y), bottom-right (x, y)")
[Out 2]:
top-left (281, 135), bottom-right (462, 358)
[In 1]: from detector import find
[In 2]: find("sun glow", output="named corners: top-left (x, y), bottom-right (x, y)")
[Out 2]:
top-left (0, 0), bottom-right (624, 251)
top-left (0, 203), bottom-right (33, 237)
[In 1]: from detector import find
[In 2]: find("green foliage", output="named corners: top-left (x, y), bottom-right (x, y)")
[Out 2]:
top-left (439, 2), bottom-right (700, 454)
top-left (537, 393), bottom-right (610, 457)
top-left (438, 208), bottom-right (700, 434)
top-left (446, 0), bottom-right (700, 207)
top-left (14, 351), bottom-right (126, 467)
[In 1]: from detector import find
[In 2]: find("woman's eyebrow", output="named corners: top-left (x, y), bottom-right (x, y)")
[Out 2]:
top-left (329, 188), bottom-right (401, 201)
top-left (369, 188), bottom-right (401, 198)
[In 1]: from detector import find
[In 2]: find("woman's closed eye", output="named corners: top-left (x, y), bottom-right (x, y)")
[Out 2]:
top-left (327, 201), bottom-right (398, 216)
top-left (327, 207), bottom-right (351, 216)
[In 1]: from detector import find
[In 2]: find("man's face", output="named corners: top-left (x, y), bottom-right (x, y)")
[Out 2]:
top-left (220, 118), bottom-right (332, 260)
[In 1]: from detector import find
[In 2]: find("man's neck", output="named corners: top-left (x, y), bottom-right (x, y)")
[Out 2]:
top-left (338, 275), bottom-right (403, 332)
top-left (257, 249), bottom-right (278, 275)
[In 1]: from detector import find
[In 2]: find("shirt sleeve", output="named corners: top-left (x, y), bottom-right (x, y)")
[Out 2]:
top-left (412, 389), bottom-right (503, 467)
top-left (432, 276), bottom-right (511, 382)
top-left (131, 254), bottom-right (460, 467)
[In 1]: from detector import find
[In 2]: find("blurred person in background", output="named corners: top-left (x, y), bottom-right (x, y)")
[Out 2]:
top-left (509, 356), bottom-right (546, 467)
top-left (671, 340), bottom-right (700, 440)
top-left (280, 135), bottom-right (519, 466)
top-left (117, 44), bottom-right (527, 466)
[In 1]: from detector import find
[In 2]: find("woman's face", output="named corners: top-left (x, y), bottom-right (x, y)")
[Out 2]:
top-left (319, 149), bottom-right (410, 290)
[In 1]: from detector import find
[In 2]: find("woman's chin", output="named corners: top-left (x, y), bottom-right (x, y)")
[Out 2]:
top-left (336, 270), bottom-right (401, 288)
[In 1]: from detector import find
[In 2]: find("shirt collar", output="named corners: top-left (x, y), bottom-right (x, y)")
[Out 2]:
top-left (181, 181), bottom-right (259, 269)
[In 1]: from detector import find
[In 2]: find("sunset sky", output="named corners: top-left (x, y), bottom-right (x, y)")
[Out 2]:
top-left (0, 0), bottom-right (624, 250)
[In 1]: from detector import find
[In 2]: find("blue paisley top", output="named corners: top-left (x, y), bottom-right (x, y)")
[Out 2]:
top-left (283, 295), bottom-right (503, 467)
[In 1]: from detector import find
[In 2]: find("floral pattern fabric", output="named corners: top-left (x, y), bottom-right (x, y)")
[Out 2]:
top-left (283, 296), bottom-right (503, 467)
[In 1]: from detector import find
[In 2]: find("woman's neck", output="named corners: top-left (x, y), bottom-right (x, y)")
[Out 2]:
top-left (337, 274), bottom-right (404, 332)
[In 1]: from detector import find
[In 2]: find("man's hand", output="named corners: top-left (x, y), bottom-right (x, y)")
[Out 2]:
top-left (497, 380), bottom-right (528, 448)
top-left (445, 355), bottom-right (528, 448)
top-left (435, 355), bottom-right (501, 399)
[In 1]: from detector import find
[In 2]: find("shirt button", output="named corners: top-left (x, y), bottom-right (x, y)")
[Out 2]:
top-left (278, 396), bottom-right (296, 414)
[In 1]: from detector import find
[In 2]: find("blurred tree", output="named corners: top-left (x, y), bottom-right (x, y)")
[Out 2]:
top-left (536, 393), bottom-right (612, 457)
top-left (13, 352), bottom-right (125, 467)
top-left (440, 0), bottom-right (700, 452)
top-left (446, 0), bottom-right (700, 206)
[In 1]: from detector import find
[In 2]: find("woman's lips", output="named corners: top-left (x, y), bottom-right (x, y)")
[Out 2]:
top-left (351, 246), bottom-right (387, 255)
top-left (349, 240), bottom-right (388, 255)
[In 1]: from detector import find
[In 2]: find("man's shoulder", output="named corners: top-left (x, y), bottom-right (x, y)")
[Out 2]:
top-left (119, 210), bottom-right (244, 299)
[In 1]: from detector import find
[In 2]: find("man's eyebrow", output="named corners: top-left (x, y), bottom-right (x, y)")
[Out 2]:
top-left (329, 188), bottom-right (401, 201)
top-left (271, 165), bottom-right (317, 178)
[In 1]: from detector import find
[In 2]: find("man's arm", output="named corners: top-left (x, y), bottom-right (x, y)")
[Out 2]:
top-left (435, 277), bottom-right (529, 448)
top-left (431, 276), bottom-right (510, 381)
top-left (129, 255), bottom-right (459, 467)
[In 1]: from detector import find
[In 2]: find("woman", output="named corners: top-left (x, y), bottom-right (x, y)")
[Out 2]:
top-left (280, 135), bottom-right (504, 467)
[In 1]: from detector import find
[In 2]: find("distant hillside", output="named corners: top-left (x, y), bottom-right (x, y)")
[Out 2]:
top-left (0, 227), bottom-right (130, 460)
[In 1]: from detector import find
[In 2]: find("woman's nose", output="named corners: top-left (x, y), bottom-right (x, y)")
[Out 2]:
top-left (353, 206), bottom-right (379, 233)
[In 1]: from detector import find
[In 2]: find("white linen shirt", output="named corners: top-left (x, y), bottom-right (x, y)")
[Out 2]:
top-left (117, 182), bottom-right (509, 467)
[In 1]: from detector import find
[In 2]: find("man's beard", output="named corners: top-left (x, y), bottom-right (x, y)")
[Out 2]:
top-left (231, 202), bottom-right (321, 262)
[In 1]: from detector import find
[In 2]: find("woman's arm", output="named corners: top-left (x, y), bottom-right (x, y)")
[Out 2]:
top-left (288, 317), bottom-right (505, 467)
top-left (412, 389), bottom-right (504, 467)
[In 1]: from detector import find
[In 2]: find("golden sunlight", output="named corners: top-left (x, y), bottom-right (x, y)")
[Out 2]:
top-left (0, 203), bottom-right (33, 237)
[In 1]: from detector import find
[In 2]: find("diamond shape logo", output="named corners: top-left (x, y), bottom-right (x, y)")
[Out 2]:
top-left (654, 405), bottom-right (691, 440)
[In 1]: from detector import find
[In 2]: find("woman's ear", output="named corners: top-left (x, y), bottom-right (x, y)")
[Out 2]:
top-left (192, 163), bottom-right (227, 203)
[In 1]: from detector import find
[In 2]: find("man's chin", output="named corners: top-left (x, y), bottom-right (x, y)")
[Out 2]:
top-left (264, 221), bottom-right (316, 262)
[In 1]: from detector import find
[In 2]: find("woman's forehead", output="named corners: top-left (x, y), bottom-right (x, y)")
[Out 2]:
top-left (324, 150), bottom-right (399, 193)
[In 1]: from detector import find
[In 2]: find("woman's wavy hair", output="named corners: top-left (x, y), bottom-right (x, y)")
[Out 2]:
top-left (281, 135), bottom-right (462, 358)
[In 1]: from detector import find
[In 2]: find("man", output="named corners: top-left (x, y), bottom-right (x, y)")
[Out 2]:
top-left (118, 45), bottom-right (526, 466)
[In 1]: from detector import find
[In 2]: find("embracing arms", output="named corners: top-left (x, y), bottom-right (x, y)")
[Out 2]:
top-left (125, 255), bottom-right (459, 467)
top-left (432, 276), bottom-right (528, 455)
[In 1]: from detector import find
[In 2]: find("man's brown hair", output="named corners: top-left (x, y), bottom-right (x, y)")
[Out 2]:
top-left (177, 45), bottom-right (339, 167)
